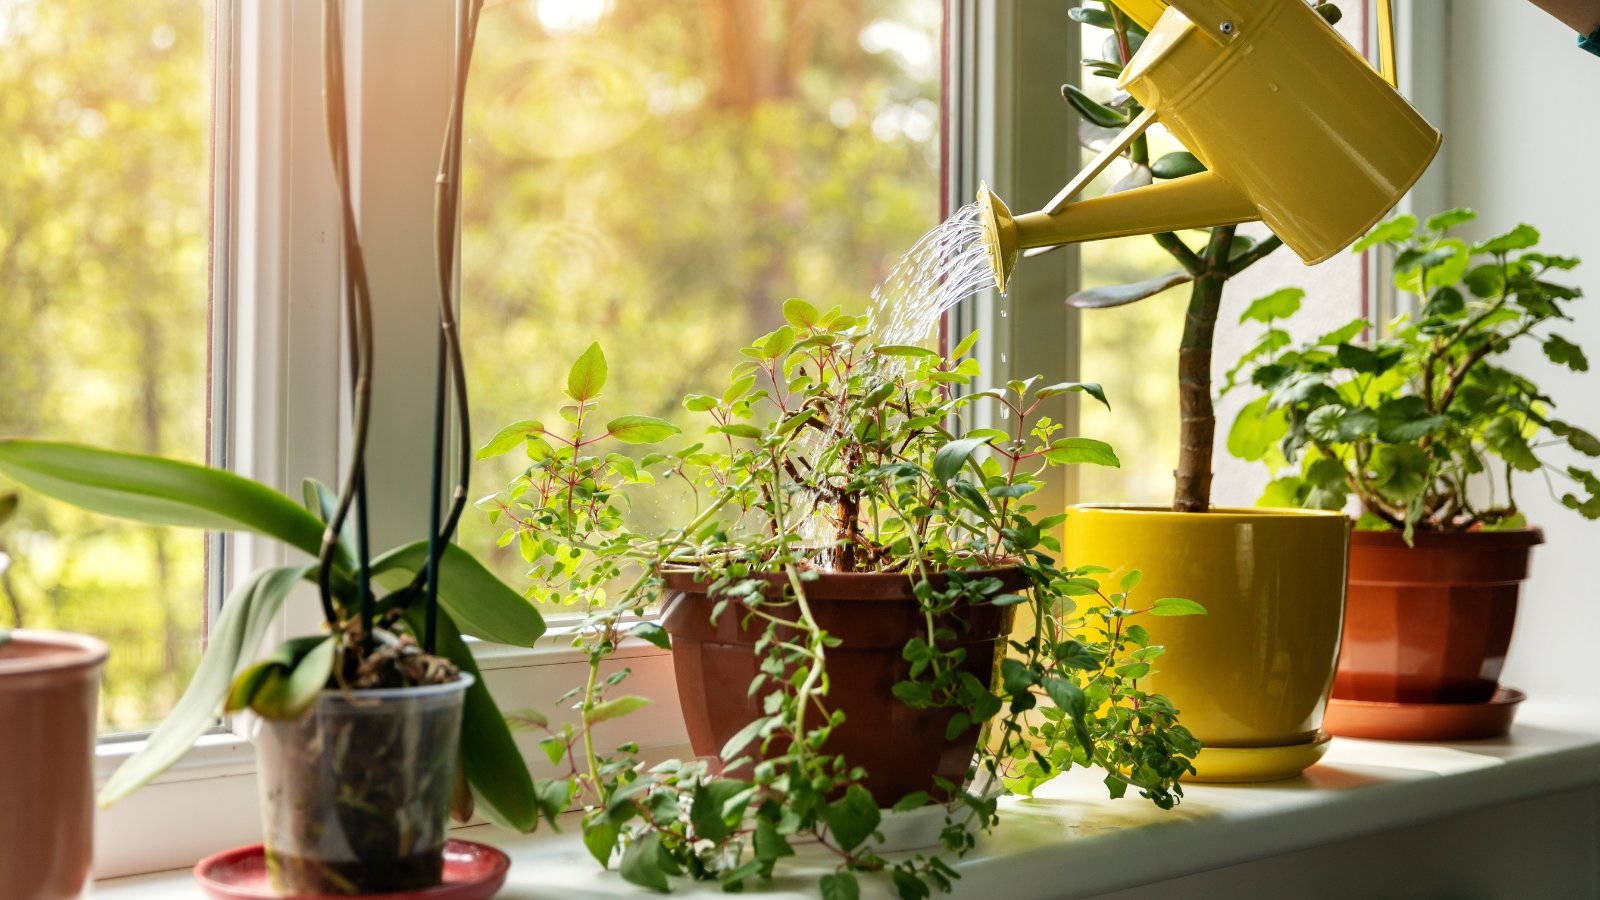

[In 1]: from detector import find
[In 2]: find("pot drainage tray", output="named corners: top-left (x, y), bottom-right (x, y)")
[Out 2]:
top-left (1184, 730), bottom-right (1333, 783)
top-left (194, 839), bottom-right (509, 900)
top-left (1325, 686), bottom-right (1525, 742)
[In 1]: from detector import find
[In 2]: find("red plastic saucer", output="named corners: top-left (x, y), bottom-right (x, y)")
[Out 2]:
top-left (1324, 686), bottom-right (1525, 742)
top-left (193, 839), bottom-right (509, 900)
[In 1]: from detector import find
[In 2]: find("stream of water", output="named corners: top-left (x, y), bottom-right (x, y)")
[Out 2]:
top-left (793, 202), bottom-right (1000, 563)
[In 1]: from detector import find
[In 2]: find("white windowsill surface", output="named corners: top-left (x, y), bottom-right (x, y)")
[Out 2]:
top-left (96, 697), bottom-right (1600, 899)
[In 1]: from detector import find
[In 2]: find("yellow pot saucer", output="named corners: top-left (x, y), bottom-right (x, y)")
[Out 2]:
top-left (1184, 731), bottom-right (1333, 784)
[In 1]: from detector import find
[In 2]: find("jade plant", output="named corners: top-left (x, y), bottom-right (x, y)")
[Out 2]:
top-left (478, 302), bottom-right (1203, 898)
top-left (1060, 1), bottom-right (1342, 512)
top-left (0, 0), bottom-right (548, 839)
top-left (1226, 209), bottom-right (1600, 536)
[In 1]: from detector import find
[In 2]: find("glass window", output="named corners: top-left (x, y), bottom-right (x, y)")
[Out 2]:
top-left (460, 0), bottom-right (944, 597)
top-left (0, 0), bottom-right (213, 733)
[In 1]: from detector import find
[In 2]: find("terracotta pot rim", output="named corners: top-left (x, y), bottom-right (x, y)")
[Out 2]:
top-left (1068, 503), bottom-right (1351, 523)
top-left (0, 629), bottom-right (109, 680)
top-left (661, 564), bottom-right (1027, 601)
top-left (1350, 526), bottom-right (1545, 548)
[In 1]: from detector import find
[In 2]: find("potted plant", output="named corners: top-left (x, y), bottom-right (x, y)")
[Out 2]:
top-left (0, 1), bottom-right (546, 893)
top-left (1054, 1), bottom-right (1351, 777)
top-left (1, 492), bottom-right (111, 900)
top-left (476, 303), bottom-right (1204, 897)
top-left (1226, 208), bottom-right (1597, 739)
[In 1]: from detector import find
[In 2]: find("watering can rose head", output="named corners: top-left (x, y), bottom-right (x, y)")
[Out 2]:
top-left (979, 0), bottom-right (1436, 292)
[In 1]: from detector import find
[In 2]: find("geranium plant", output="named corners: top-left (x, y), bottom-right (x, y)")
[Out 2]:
top-left (478, 301), bottom-right (1203, 898)
top-left (1226, 209), bottom-right (1600, 536)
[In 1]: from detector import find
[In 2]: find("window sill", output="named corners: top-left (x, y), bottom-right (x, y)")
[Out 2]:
top-left (96, 696), bottom-right (1600, 898)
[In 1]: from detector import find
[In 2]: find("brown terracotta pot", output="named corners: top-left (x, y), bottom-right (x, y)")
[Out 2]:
top-left (0, 630), bottom-right (107, 900)
top-left (1333, 528), bottom-right (1543, 704)
top-left (660, 567), bottom-right (1022, 808)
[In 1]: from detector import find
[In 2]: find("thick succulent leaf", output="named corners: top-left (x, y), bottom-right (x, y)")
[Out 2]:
top-left (99, 565), bottom-right (311, 806)
top-left (0, 440), bottom-right (325, 557)
top-left (372, 541), bottom-right (545, 647)
top-left (407, 607), bottom-right (539, 832)
top-left (1066, 270), bottom-right (1193, 309)
top-left (1150, 151), bottom-right (1205, 179)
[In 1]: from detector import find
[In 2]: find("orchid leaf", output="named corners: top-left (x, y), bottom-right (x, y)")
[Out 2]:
top-left (99, 565), bottom-right (311, 807)
top-left (372, 541), bottom-right (545, 647)
top-left (0, 440), bottom-right (326, 558)
top-left (404, 607), bottom-right (538, 832)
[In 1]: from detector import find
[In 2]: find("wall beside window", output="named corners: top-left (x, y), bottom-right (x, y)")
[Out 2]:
top-left (1447, 0), bottom-right (1600, 702)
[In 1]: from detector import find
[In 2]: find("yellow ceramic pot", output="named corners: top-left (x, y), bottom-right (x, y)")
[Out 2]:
top-left (1062, 506), bottom-right (1349, 755)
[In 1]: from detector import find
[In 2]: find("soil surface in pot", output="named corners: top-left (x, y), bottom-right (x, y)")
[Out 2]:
top-left (660, 567), bottom-right (1024, 808)
top-left (1335, 528), bottom-right (1543, 704)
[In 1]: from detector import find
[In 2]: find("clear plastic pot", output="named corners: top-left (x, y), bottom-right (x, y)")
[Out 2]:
top-left (254, 674), bottom-right (472, 895)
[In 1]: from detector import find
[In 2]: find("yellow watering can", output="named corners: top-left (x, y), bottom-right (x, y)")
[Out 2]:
top-left (979, 0), bottom-right (1438, 292)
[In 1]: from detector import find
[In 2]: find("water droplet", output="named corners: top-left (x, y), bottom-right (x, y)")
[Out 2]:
top-left (1001, 309), bottom-right (1008, 318)
top-left (1000, 353), bottom-right (1008, 363)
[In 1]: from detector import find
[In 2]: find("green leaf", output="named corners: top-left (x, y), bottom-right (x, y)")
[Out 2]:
top-left (1375, 397), bottom-right (1447, 443)
top-left (1044, 437), bottom-right (1120, 467)
top-left (689, 779), bottom-right (748, 842)
top-left (1043, 677), bottom-right (1093, 752)
top-left (1227, 395), bottom-right (1289, 462)
top-left (1425, 208), bottom-right (1477, 232)
top-left (1258, 476), bottom-right (1306, 508)
top-left (1544, 335), bottom-right (1589, 372)
top-left (1239, 288), bottom-right (1304, 324)
top-left (872, 344), bottom-right (941, 359)
top-left (1151, 597), bottom-right (1207, 617)
top-left (630, 621), bottom-right (672, 650)
top-left (620, 831), bottom-right (670, 892)
top-left (683, 394), bottom-right (719, 412)
top-left (606, 415), bottom-right (681, 444)
top-left (753, 818), bottom-right (795, 863)
top-left (821, 784), bottom-right (881, 851)
top-left (301, 478), bottom-right (355, 560)
top-left (1484, 417), bottom-right (1541, 472)
top-left (933, 437), bottom-right (991, 482)
top-left (0, 441), bottom-right (326, 558)
top-left (477, 420), bottom-right (545, 459)
top-left (99, 565), bottom-right (310, 807)
top-left (783, 297), bottom-right (819, 328)
top-left (1150, 151), bottom-right (1205, 179)
top-left (567, 342), bottom-right (608, 402)
top-left (1370, 444), bottom-right (1431, 502)
top-left (228, 635), bottom-right (335, 720)
top-left (1315, 318), bottom-right (1368, 347)
top-left (1120, 569), bottom-right (1142, 592)
top-left (583, 818), bottom-right (621, 868)
top-left (372, 541), bottom-right (545, 646)
top-left (585, 695), bottom-right (651, 725)
top-left (1035, 382), bottom-right (1111, 409)
top-left (1473, 224), bottom-right (1540, 255)
top-left (821, 872), bottom-right (860, 900)
top-left (407, 608), bottom-right (538, 832)
top-left (717, 423), bottom-right (764, 440)
top-left (1352, 214), bottom-right (1417, 252)
top-left (1066, 271), bottom-right (1192, 309)
top-left (1551, 420), bottom-right (1600, 457)
top-left (1060, 83), bottom-right (1128, 128)
top-left (1307, 405), bottom-right (1377, 443)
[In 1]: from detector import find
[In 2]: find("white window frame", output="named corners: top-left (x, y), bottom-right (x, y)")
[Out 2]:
top-left (94, 0), bottom-right (1079, 879)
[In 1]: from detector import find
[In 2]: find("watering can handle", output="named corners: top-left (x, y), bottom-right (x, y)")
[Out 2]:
top-left (1121, 0), bottom-right (1400, 87)
top-left (1045, 108), bottom-right (1159, 215)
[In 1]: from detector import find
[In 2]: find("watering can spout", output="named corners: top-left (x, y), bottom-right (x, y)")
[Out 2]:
top-left (979, 174), bottom-right (1258, 293)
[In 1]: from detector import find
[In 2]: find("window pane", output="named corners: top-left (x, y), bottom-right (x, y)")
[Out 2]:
top-left (461, 0), bottom-right (942, 598)
top-left (0, 1), bottom-right (213, 732)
